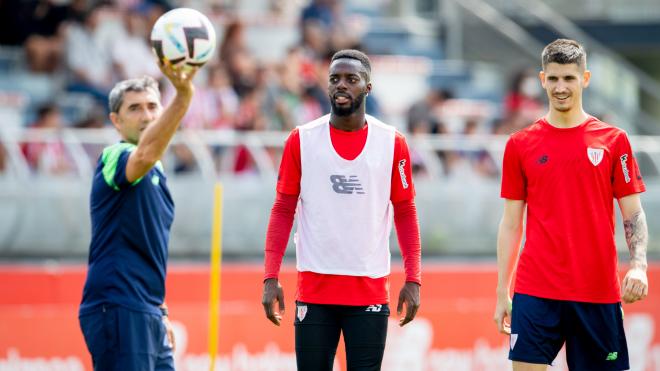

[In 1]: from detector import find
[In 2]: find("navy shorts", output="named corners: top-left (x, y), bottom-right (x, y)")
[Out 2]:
top-left (509, 293), bottom-right (629, 370)
top-left (294, 301), bottom-right (390, 371)
top-left (79, 305), bottom-right (174, 371)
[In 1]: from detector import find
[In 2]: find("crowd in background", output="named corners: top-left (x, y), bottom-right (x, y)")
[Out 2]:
top-left (0, 0), bottom-right (547, 179)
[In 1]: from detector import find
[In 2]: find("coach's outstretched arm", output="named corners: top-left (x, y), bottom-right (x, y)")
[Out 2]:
top-left (618, 194), bottom-right (649, 304)
top-left (124, 63), bottom-right (198, 183)
top-left (494, 199), bottom-right (525, 335)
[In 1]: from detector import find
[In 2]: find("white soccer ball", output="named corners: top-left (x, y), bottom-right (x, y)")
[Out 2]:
top-left (150, 8), bottom-right (217, 68)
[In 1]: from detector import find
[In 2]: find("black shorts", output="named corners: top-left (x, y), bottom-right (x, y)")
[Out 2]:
top-left (509, 293), bottom-right (629, 370)
top-left (294, 301), bottom-right (390, 371)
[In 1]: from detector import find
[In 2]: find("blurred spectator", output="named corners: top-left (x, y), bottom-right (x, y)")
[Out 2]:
top-left (461, 119), bottom-right (498, 178)
top-left (204, 64), bottom-right (240, 129)
top-left (0, 0), bottom-right (84, 73)
top-left (219, 19), bottom-right (259, 97)
top-left (300, 0), bottom-right (363, 52)
top-left (111, 9), bottom-right (161, 80)
top-left (21, 103), bottom-right (74, 175)
top-left (163, 64), bottom-right (239, 130)
top-left (24, 1), bottom-right (71, 73)
top-left (300, 19), bottom-right (329, 59)
top-left (407, 88), bottom-right (451, 134)
top-left (0, 0), bottom-right (81, 45)
top-left (502, 67), bottom-right (545, 132)
top-left (235, 85), bottom-right (266, 132)
top-left (64, 3), bottom-right (116, 107)
top-left (219, 19), bottom-right (247, 63)
top-left (301, 0), bottom-right (336, 29)
top-left (264, 47), bottom-right (328, 131)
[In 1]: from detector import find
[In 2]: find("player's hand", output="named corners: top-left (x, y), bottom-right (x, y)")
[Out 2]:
top-left (262, 278), bottom-right (285, 326)
top-left (621, 267), bottom-right (649, 304)
top-left (162, 315), bottom-right (176, 351)
top-left (494, 293), bottom-right (512, 335)
top-left (397, 282), bottom-right (420, 327)
top-left (157, 59), bottom-right (198, 94)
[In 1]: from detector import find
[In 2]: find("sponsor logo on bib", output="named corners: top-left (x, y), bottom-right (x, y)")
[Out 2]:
top-left (330, 175), bottom-right (365, 194)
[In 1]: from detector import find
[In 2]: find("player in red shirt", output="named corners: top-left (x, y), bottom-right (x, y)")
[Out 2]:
top-left (261, 49), bottom-right (422, 371)
top-left (494, 39), bottom-right (649, 371)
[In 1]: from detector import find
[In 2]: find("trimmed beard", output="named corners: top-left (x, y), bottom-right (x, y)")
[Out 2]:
top-left (330, 91), bottom-right (367, 117)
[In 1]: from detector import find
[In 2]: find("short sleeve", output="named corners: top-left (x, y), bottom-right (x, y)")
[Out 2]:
top-left (276, 128), bottom-right (302, 196)
top-left (500, 136), bottom-right (526, 200)
top-left (101, 143), bottom-right (141, 191)
top-left (390, 132), bottom-right (416, 203)
top-left (612, 132), bottom-right (645, 199)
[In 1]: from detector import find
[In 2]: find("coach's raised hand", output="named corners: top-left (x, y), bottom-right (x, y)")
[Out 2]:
top-left (157, 60), bottom-right (198, 95)
top-left (262, 278), bottom-right (285, 326)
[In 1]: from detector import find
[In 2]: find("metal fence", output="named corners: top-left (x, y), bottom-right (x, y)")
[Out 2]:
top-left (1, 128), bottom-right (660, 258)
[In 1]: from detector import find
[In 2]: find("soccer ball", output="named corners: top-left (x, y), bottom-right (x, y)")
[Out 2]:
top-left (150, 8), bottom-right (217, 68)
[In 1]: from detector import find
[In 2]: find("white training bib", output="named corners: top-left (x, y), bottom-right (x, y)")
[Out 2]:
top-left (295, 114), bottom-right (395, 278)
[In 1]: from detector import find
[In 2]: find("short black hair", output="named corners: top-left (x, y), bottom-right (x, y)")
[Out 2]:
top-left (37, 103), bottom-right (59, 119)
top-left (330, 49), bottom-right (371, 80)
top-left (542, 39), bottom-right (587, 70)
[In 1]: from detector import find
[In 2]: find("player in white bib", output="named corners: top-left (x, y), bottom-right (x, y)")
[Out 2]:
top-left (261, 49), bottom-right (422, 371)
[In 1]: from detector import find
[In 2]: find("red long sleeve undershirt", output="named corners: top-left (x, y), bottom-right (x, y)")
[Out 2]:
top-left (263, 191), bottom-right (422, 284)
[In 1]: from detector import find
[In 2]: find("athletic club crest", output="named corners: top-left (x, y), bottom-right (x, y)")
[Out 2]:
top-left (297, 305), bottom-right (308, 321)
top-left (587, 147), bottom-right (604, 166)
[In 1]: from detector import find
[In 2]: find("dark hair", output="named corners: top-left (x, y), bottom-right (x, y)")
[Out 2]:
top-left (542, 39), bottom-right (587, 70)
top-left (108, 76), bottom-right (160, 113)
top-left (330, 49), bottom-right (371, 80)
top-left (37, 103), bottom-right (59, 119)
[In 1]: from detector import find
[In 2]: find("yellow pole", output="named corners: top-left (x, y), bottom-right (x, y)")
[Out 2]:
top-left (208, 183), bottom-right (223, 371)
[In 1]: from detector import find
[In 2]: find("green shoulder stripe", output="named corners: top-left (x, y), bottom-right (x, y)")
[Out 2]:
top-left (101, 143), bottom-right (138, 190)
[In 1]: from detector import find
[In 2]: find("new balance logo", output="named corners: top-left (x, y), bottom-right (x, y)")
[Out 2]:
top-left (365, 304), bottom-right (382, 312)
top-left (330, 175), bottom-right (365, 194)
top-left (606, 352), bottom-right (618, 361)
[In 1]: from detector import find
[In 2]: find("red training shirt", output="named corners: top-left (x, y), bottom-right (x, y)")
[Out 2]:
top-left (265, 122), bottom-right (421, 305)
top-left (501, 116), bottom-right (645, 303)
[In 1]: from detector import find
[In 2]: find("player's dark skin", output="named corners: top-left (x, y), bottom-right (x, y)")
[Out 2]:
top-left (262, 57), bottom-right (421, 327)
top-left (327, 58), bottom-right (371, 131)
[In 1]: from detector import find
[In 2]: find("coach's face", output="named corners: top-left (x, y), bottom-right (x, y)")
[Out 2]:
top-left (328, 58), bottom-right (371, 117)
top-left (110, 90), bottom-right (163, 145)
top-left (540, 62), bottom-right (590, 113)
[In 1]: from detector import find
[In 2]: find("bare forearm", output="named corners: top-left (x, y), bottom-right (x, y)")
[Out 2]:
top-left (624, 209), bottom-right (648, 271)
top-left (137, 90), bottom-right (193, 162)
top-left (496, 221), bottom-right (522, 294)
